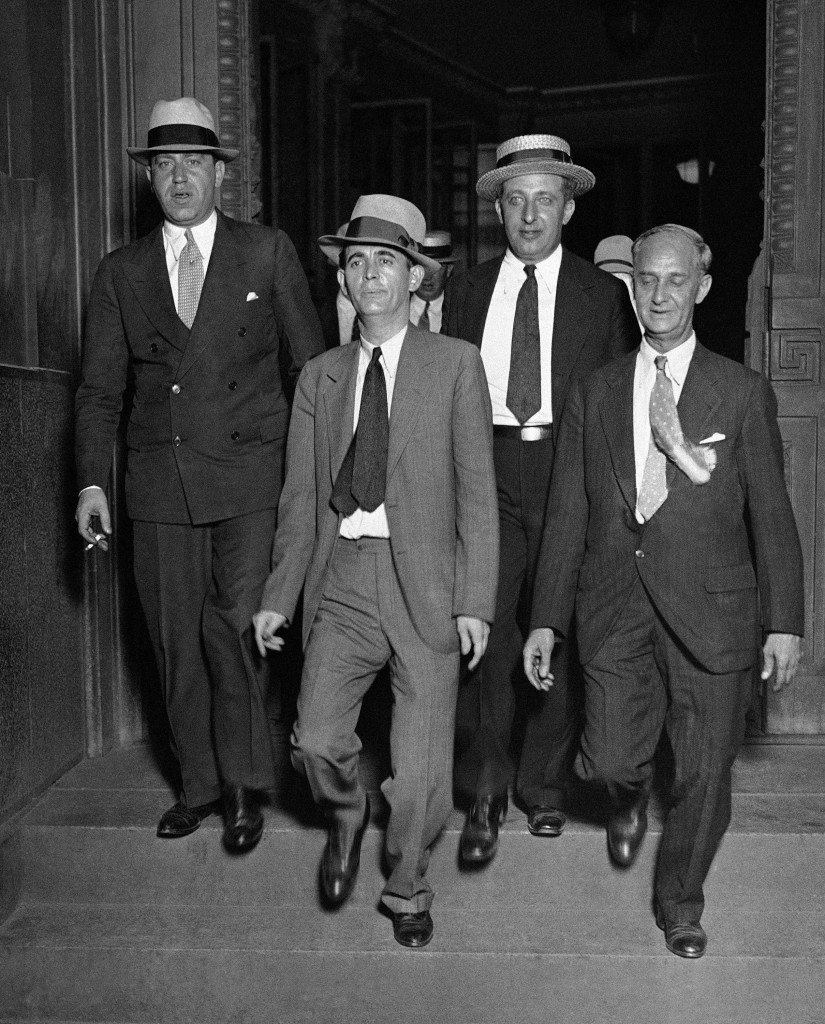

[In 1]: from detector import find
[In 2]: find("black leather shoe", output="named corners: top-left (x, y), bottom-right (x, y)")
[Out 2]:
top-left (607, 802), bottom-right (647, 867)
top-left (459, 792), bottom-right (508, 865)
top-left (664, 921), bottom-right (707, 959)
top-left (320, 797), bottom-right (370, 907)
top-left (392, 910), bottom-right (433, 948)
top-left (222, 786), bottom-right (264, 853)
top-left (527, 806), bottom-right (566, 837)
top-left (156, 799), bottom-right (219, 839)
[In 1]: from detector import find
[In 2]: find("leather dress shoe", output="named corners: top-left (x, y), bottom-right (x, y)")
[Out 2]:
top-left (459, 793), bottom-right (508, 865)
top-left (222, 786), bottom-right (264, 853)
top-left (156, 799), bottom-right (219, 839)
top-left (607, 802), bottom-right (647, 867)
top-left (320, 797), bottom-right (370, 907)
top-left (527, 806), bottom-right (566, 837)
top-left (664, 921), bottom-right (707, 959)
top-left (392, 910), bottom-right (433, 948)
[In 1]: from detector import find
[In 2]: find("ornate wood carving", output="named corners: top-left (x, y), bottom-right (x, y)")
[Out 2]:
top-left (767, 0), bottom-right (801, 272)
top-left (770, 329), bottom-right (821, 383)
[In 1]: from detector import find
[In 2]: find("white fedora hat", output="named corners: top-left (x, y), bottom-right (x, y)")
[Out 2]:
top-left (318, 195), bottom-right (440, 272)
top-left (127, 97), bottom-right (239, 165)
top-left (594, 235), bottom-right (634, 275)
top-left (476, 134), bottom-right (595, 202)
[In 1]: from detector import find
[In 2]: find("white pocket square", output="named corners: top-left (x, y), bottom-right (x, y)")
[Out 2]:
top-left (246, 291), bottom-right (258, 302)
top-left (699, 432), bottom-right (725, 445)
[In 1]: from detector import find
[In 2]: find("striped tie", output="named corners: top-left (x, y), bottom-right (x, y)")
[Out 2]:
top-left (178, 228), bottom-right (204, 329)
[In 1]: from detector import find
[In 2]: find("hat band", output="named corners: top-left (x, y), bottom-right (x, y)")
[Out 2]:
top-left (421, 244), bottom-right (452, 259)
top-left (146, 123), bottom-right (222, 151)
top-left (596, 258), bottom-right (633, 271)
top-left (497, 147), bottom-right (572, 169)
top-left (346, 216), bottom-right (414, 249)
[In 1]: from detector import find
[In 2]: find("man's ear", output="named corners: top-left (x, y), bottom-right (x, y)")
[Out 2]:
top-left (214, 159), bottom-right (226, 189)
top-left (495, 198), bottom-right (503, 225)
top-left (562, 199), bottom-right (575, 226)
top-left (696, 274), bottom-right (712, 305)
top-left (145, 166), bottom-right (152, 185)
top-left (337, 267), bottom-right (348, 296)
top-left (408, 263), bottom-right (425, 293)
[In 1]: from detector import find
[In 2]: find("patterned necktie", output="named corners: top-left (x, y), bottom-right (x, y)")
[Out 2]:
top-left (506, 263), bottom-right (541, 424)
top-left (178, 228), bottom-right (204, 329)
top-left (331, 347), bottom-right (389, 516)
top-left (417, 301), bottom-right (431, 329)
top-left (636, 356), bottom-right (672, 521)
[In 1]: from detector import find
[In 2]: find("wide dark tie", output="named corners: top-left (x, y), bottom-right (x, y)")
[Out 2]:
top-left (506, 263), bottom-right (541, 424)
top-left (331, 347), bottom-right (389, 516)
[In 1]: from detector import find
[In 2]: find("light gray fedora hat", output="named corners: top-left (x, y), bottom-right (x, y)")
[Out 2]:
top-left (476, 134), bottom-right (595, 201)
top-left (127, 97), bottom-right (239, 165)
top-left (319, 195), bottom-right (441, 273)
top-left (420, 230), bottom-right (458, 264)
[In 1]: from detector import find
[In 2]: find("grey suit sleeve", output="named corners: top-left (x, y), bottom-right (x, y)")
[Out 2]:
top-left (530, 379), bottom-right (588, 637)
top-left (259, 359), bottom-right (320, 620)
top-left (738, 374), bottom-right (804, 636)
top-left (451, 344), bottom-right (499, 622)
top-left (74, 255), bottom-right (130, 491)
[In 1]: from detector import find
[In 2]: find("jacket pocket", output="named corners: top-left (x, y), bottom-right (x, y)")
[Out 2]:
top-left (704, 562), bottom-right (756, 593)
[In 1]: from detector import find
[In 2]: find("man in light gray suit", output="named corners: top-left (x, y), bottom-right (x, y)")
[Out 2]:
top-left (253, 195), bottom-right (498, 948)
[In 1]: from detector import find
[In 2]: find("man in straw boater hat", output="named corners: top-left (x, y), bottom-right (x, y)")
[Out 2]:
top-left (409, 229), bottom-right (458, 333)
top-left (75, 97), bottom-right (324, 853)
top-left (444, 134), bottom-right (639, 867)
top-left (253, 195), bottom-right (498, 947)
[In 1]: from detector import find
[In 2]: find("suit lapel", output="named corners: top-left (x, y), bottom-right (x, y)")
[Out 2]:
top-left (122, 227), bottom-right (190, 352)
top-left (466, 257), bottom-right (503, 348)
top-left (175, 213), bottom-right (249, 380)
top-left (677, 343), bottom-right (721, 441)
top-left (599, 352), bottom-right (638, 513)
top-left (387, 326), bottom-right (429, 481)
top-left (324, 342), bottom-right (361, 484)
top-left (551, 251), bottom-right (593, 427)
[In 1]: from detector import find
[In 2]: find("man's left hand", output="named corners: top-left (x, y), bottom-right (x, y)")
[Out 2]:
top-left (761, 633), bottom-right (801, 692)
top-left (456, 616), bottom-right (490, 671)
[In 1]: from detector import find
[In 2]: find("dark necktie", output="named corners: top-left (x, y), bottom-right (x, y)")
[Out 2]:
top-left (417, 301), bottom-right (431, 329)
top-left (506, 263), bottom-right (541, 424)
top-left (331, 347), bottom-right (389, 516)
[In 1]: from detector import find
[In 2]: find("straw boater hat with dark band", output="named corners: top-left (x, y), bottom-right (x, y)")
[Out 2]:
top-left (420, 230), bottom-right (457, 265)
top-left (476, 134), bottom-right (595, 202)
top-left (318, 195), bottom-right (440, 273)
top-left (127, 97), bottom-right (239, 165)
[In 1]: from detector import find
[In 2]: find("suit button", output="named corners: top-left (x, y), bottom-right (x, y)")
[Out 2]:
top-left (237, 327), bottom-right (246, 337)
top-left (171, 384), bottom-right (181, 394)
top-left (635, 549), bottom-right (645, 558)
top-left (231, 430), bottom-right (240, 441)
top-left (150, 343), bottom-right (158, 353)
top-left (228, 380), bottom-right (237, 390)
top-left (173, 436), bottom-right (181, 447)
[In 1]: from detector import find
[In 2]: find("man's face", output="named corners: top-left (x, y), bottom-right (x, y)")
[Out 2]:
top-left (147, 152), bottom-right (225, 227)
top-left (633, 232), bottom-right (711, 351)
top-left (495, 173), bottom-right (575, 264)
top-left (415, 263), bottom-right (449, 302)
top-left (338, 244), bottom-right (423, 322)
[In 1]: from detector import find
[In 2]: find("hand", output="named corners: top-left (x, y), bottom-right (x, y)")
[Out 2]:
top-left (456, 615), bottom-right (490, 671)
top-left (253, 610), bottom-right (288, 657)
top-left (523, 628), bottom-right (556, 691)
top-left (75, 487), bottom-right (112, 552)
top-left (761, 633), bottom-right (801, 692)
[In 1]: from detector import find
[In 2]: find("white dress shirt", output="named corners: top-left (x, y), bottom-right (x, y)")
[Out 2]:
top-left (162, 210), bottom-right (218, 312)
top-left (480, 245), bottom-right (562, 426)
top-left (339, 327), bottom-right (406, 539)
top-left (409, 292), bottom-right (444, 334)
top-left (633, 332), bottom-right (696, 521)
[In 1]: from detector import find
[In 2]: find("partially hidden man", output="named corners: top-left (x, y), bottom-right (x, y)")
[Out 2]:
top-left (444, 134), bottom-right (638, 863)
top-left (253, 195), bottom-right (498, 948)
top-left (524, 224), bottom-right (804, 958)
top-left (74, 98), bottom-right (324, 852)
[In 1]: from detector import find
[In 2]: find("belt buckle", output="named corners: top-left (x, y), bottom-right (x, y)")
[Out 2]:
top-left (521, 425), bottom-right (547, 441)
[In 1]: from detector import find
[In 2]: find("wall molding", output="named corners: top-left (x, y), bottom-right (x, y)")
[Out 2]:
top-left (767, 0), bottom-right (801, 272)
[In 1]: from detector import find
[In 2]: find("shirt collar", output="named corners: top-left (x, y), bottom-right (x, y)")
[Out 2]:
top-left (639, 332), bottom-right (696, 386)
top-left (503, 243), bottom-right (563, 284)
top-left (162, 210), bottom-right (217, 258)
top-left (359, 325), bottom-right (406, 381)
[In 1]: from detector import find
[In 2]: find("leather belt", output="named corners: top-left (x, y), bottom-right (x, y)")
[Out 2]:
top-left (493, 424), bottom-right (552, 441)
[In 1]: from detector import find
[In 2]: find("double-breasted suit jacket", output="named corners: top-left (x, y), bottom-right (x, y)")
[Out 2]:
top-left (75, 210), bottom-right (323, 523)
top-left (260, 324), bottom-right (499, 651)
top-left (532, 342), bottom-right (805, 670)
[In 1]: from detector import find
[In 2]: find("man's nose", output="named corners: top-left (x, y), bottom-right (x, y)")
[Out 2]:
top-left (172, 163), bottom-right (187, 181)
top-left (522, 201), bottom-right (537, 223)
top-left (363, 257), bottom-right (379, 277)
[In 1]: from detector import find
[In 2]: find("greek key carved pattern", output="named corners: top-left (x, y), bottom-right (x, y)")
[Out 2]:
top-left (216, 0), bottom-right (261, 221)
top-left (768, 0), bottom-right (801, 271)
top-left (769, 330), bottom-right (820, 383)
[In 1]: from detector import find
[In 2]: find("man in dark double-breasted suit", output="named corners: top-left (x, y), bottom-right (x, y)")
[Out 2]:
top-left (75, 98), bottom-right (324, 852)
top-left (524, 224), bottom-right (803, 958)
top-left (444, 134), bottom-right (638, 867)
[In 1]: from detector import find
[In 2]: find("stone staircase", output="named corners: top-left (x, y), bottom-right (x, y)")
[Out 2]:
top-left (2, 740), bottom-right (825, 1023)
